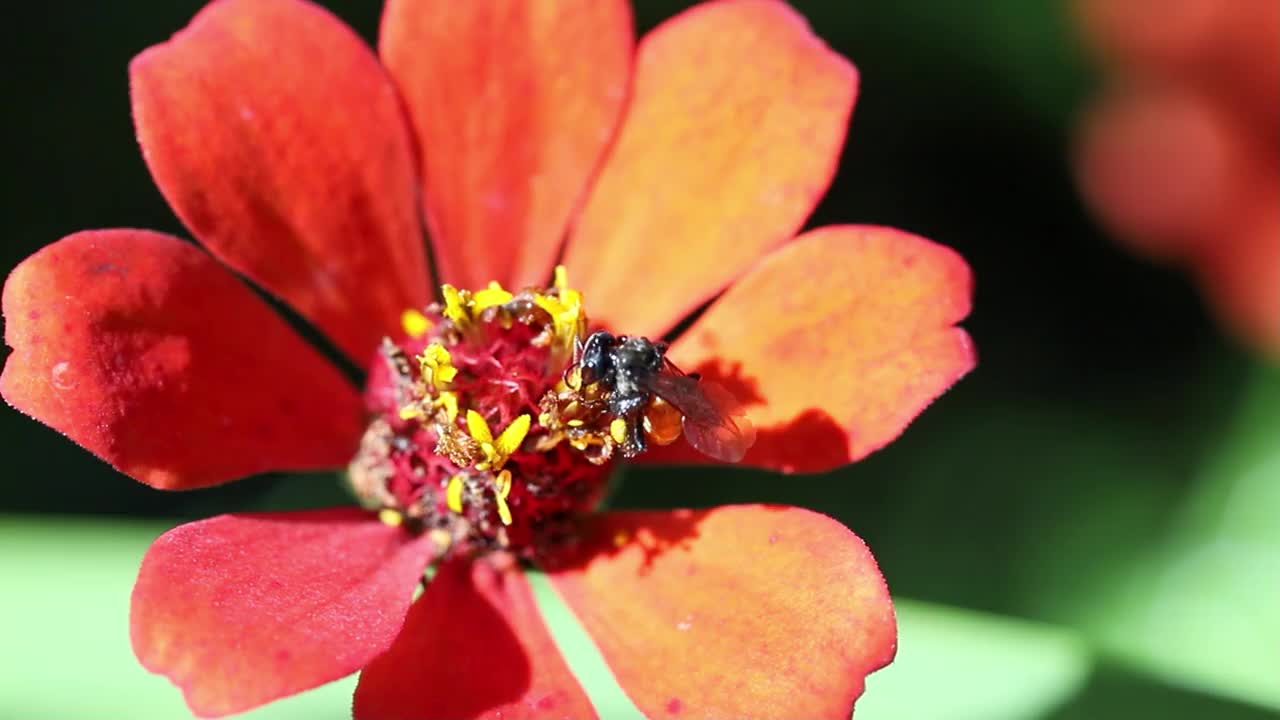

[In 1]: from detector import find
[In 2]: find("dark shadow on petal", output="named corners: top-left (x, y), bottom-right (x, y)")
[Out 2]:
top-left (685, 356), bottom-right (766, 406)
top-left (538, 508), bottom-right (710, 576)
top-left (683, 356), bottom-right (852, 472)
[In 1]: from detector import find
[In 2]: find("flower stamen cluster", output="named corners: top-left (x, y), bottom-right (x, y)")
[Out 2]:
top-left (347, 267), bottom-right (652, 558)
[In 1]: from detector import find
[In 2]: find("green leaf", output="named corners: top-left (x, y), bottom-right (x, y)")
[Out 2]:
top-left (526, 568), bottom-right (647, 720)
top-left (1049, 660), bottom-right (1280, 720)
top-left (856, 599), bottom-right (1091, 720)
top-left (0, 517), bottom-right (356, 719)
top-left (1074, 366), bottom-right (1280, 710)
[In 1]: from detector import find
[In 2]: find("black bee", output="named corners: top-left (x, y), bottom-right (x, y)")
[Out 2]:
top-left (575, 330), bottom-right (755, 462)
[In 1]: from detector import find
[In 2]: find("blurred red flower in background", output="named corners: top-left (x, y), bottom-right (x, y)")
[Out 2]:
top-left (1073, 0), bottom-right (1280, 357)
top-left (0, 0), bottom-right (974, 717)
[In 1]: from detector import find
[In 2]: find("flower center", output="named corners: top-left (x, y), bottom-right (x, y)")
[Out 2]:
top-left (347, 267), bottom-right (691, 559)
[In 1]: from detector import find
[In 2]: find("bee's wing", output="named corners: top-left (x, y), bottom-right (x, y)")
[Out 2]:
top-left (646, 372), bottom-right (756, 463)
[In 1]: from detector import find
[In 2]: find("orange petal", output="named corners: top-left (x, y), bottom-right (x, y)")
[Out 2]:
top-left (0, 230), bottom-right (363, 490)
top-left (380, 0), bottom-right (632, 289)
top-left (564, 0), bottom-right (857, 337)
top-left (545, 505), bottom-right (896, 719)
top-left (131, 0), bottom-right (430, 362)
top-left (354, 558), bottom-right (596, 720)
top-left (645, 225), bottom-right (973, 473)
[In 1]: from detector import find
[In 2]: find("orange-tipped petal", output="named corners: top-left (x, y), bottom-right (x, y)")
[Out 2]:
top-left (643, 225), bottom-right (974, 473)
top-left (380, 0), bottom-right (632, 289)
top-left (564, 0), bottom-right (857, 337)
top-left (545, 505), bottom-right (896, 719)
top-left (131, 0), bottom-right (429, 361)
top-left (131, 509), bottom-right (438, 718)
top-left (355, 558), bottom-right (596, 720)
top-left (0, 230), bottom-right (363, 490)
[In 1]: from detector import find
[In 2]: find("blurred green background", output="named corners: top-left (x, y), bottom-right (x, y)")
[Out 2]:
top-left (2, 1), bottom-right (1276, 718)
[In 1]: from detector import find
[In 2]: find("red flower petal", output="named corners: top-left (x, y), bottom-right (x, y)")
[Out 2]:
top-left (1074, 89), bottom-right (1240, 260)
top-left (355, 558), bottom-right (596, 720)
top-left (1195, 192), bottom-right (1280, 358)
top-left (563, 0), bottom-right (857, 337)
top-left (646, 225), bottom-right (974, 473)
top-left (379, 0), bottom-right (632, 290)
top-left (545, 505), bottom-right (895, 719)
top-left (130, 0), bottom-right (430, 361)
top-left (131, 508), bottom-right (437, 718)
top-left (0, 230), bottom-right (363, 490)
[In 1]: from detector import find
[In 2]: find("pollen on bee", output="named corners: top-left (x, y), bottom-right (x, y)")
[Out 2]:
top-left (643, 397), bottom-right (683, 446)
top-left (609, 417), bottom-right (629, 444)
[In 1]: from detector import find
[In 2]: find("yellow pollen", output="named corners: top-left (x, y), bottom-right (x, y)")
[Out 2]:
top-left (613, 529), bottom-right (631, 547)
top-left (609, 417), bottom-right (629, 444)
top-left (378, 508), bottom-right (404, 527)
top-left (400, 308), bottom-right (431, 338)
top-left (445, 474), bottom-right (466, 514)
top-left (493, 469), bottom-right (514, 526)
top-left (398, 405), bottom-right (423, 421)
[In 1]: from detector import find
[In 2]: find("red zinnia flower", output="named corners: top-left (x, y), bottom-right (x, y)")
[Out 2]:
top-left (1073, 0), bottom-right (1280, 357)
top-left (1, 0), bottom-right (974, 718)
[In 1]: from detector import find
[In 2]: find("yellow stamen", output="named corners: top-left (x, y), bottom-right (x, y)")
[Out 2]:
top-left (441, 284), bottom-right (469, 325)
top-left (495, 414), bottom-right (531, 458)
top-left (400, 308), bottom-right (431, 338)
top-left (466, 409), bottom-right (494, 445)
top-left (445, 474), bottom-right (466, 514)
top-left (466, 411), bottom-right (530, 471)
top-left (493, 469), bottom-right (513, 526)
top-left (472, 281), bottom-right (513, 311)
top-left (434, 391), bottom-right (460, 422)
top-left (418, 343), bottom-right (457, 389)
top-left (378, 508), bottom-right (404, 527)
top-left (532, 265), bottom-right (587, 361)
top-left (398, 405), bottom-right (423, 421)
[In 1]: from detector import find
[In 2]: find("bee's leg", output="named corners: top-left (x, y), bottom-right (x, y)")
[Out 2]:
top-left (623, 415), bottom-right (648, 457)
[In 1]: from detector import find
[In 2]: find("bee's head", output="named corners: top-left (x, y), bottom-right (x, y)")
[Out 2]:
top-left (578, 330), bottom-right (616, 383)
